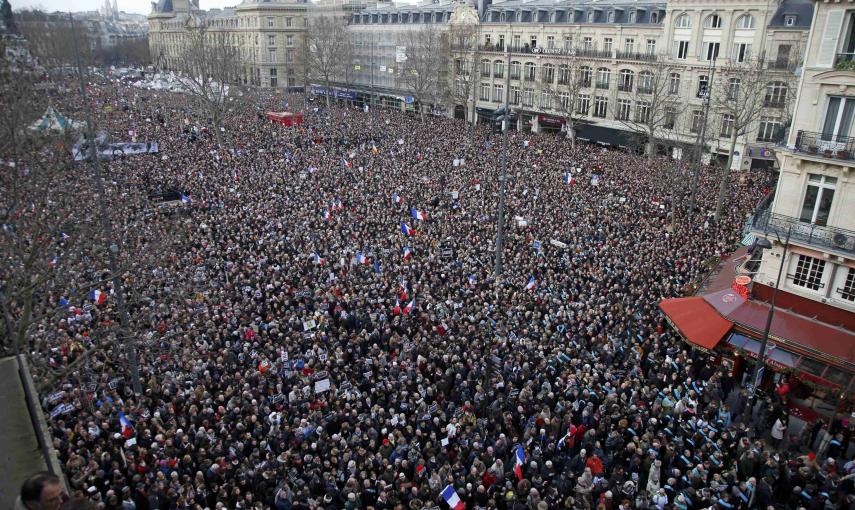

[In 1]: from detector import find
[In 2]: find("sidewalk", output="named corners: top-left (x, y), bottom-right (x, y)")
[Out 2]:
top-left (0, 356), bottom-right (49, 508)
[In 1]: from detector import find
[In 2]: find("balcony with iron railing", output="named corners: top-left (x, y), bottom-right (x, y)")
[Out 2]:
top-left (764, 99), bottom-right (786, 109)
top-left (637, 86), bottom-right (654, 95)
top-left (792, 130), bottom-right (855, 162)
top-left (615, 50), bottom-right (658, 62)
top-left (595, 81), bottom-right (610, 90)
top-left (510, 72), bottom-right (521, 80)
top-left (617, 83), bottom-right (633, 92)
top-left (524, 74), bottom-right (536, 82)
top-left (751, 207), bottom-right (855, 256)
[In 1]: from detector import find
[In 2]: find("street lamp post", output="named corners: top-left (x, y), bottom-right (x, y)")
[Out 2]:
top-left (747, 226), bottom-right (792, 414)
top-left (494, 32), bottom-right (513, 277)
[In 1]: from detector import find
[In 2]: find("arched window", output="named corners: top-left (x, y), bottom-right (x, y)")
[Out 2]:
top-left (596, 67), bottom-right (611, 88)
top-left (524, 62), bottom-right (537, 81)
top-left (650, 11), bottom-right (659, 24)
top-left (558, 64), bottom-right (570, 84)
top-left (704, 14), bottom-right (722, 28)
top-left (480, 59), bottom-right (490, 77)
top-left (675, 13), bottom-right (691, 28)
top-left (668, 72), bottom-right (680, 94)
top-left (618, 69), bottom-right (634, 91)
top-left (510, 61), bottom-right (521, 79)
top-left (765, 82), bottom-right (788, 107)
top-left (736, 14), bottom-right (754, 29)
top-left (579, 66), bottom-right (592, 86)
top-left (493, 60), bottom-right (504, 77)
top-left (638, 71), bottom-right (654, 93)
top-left (607, 10), bottom-right (614, 23)
top-left (542, 63), bottom-right (555, 84)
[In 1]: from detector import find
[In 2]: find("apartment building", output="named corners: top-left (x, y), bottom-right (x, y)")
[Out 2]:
top-left (148, 0), bottom-right (308, 89)
top-left (661, 0), bottom-right (854, 420)
top-left (455, 0), bottom-right (811, 167)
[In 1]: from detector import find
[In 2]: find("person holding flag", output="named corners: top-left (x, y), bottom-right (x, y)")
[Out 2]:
top-left (410, 207), bottom-right (427, 221)
top-left (514, 444), bottom-right (526, 480)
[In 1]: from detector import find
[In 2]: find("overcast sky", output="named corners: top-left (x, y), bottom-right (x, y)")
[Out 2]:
top-left (13, 0), bottom-right (237, 16)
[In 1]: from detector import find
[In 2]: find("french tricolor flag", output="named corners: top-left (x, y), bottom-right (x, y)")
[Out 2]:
top-left (403, 298), bottom-right (415, 315)
top-left (334, 199), bottom-right (343, 211)
top-left (563, 173), bottom-right (576, 186)
top-left (468, 274), bottom-right (476, 287)
top-left (441, 485), bottom-right (465, 510)
top-left (118, 412), bottom-right (134, 439)
top-left (410, 207), bottom-right (426, 221)
top-left (403, 246), bottom-right (413, 261)
top-left (49, 255), bottom-right (58, 268)
top-left (322, 209), bottom-right (331, 222)
top-left (356, 252), bottom-right (369, 265)
top-left (341, 158), bottom-right (352, 169)
top-left (89, 289), bottom-right (107, 305)
top-left (400, 221), bottom-right (414, 236)
top-left (392, 192), bottom-right (404, 204)
top-left (525, 276), bottom-right (537, 292)
top-left (514, 445), bottom-right (525, 480)
top-left (393, 298), bottom-right (401, 316)
top-left (313, 253), bottom-right (326, 266)
top-left (398, 280), bottom-right (408, 301)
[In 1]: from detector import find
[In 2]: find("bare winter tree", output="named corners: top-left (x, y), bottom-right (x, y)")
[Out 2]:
top-left (445, 23), bottom-right (480, 141)
top-left (172, 19), bottom-right (242, 146)
top-left (305, 14), bottom-right (350, 108)
top-left (616, 60), bottom-right (687, 161)
top-left (401, 24), bottom-right (448, 121)
top-left (543, 59), bottom-right (590, 149)
top-left (711, 57), bottom-right (795, 221)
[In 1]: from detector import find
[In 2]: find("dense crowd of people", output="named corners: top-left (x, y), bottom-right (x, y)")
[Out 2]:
top-left (21, 78), bottom-right (855, 510)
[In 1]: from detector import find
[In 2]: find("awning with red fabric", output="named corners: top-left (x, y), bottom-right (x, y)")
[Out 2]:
top-left (659, 297), bottom-right (734, 350)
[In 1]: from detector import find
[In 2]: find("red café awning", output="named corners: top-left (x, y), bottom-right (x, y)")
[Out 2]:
top-left (659, 296), bottom-right (734, 350)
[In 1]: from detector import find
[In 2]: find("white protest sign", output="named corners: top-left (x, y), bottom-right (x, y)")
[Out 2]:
top-left (314, 378), bottom-right (331, 394)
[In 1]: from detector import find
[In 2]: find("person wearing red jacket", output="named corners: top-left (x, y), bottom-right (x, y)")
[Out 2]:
top-left (586, 453), bottom-right (605, 476)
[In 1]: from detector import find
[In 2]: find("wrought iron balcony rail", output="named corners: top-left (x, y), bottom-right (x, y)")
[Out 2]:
top-left (835, 53), bottom-right (855, 69)
top-left (615, 50), bottom-right (658, 62)
top-left (793, 130), bottom-right (855, 161)
top-left (617, 83), bottom-right (633, 92)
top-left (595, 81), bottom-right (610, 89)
top-left (752, 210), bottom-right (855, 255)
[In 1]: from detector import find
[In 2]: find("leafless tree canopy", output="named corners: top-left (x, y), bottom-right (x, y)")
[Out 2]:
top-left (305, 14), bottom-right (350, 108)
top-left (543, 59), bottom-right (591, 148)
top-left (615, 61), bottom-right (687, 159)
top-left (445, 24), bottom-right (479, 140)
top-left (172, 22), bottom-right (243, 146)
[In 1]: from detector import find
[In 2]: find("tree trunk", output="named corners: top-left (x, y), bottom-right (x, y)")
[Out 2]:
top-left (714, 130), bottom-right (739, 222)
top-left (566, 119), bottom-right (576, 149)
top-left (324, 76), bottom-right (331, 109)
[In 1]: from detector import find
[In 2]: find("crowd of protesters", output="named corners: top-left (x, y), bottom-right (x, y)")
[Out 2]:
top-left (24, 79), bottom-right (855, 510)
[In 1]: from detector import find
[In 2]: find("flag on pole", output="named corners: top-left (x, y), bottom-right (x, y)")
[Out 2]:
top-left (410, 207), bottom-right (427, 221)
top-left (356, 252), bottom-right (369, 265)
top-left (398, 279), bottom-right (408, 301)
top-left (525, 276), bottom-right (537, 292)
top-left (341, 158), bottom-right (352, 169)
top-left (322, 209), bottom-right (331, 222)
top-left (313, 253), bottom-right (326, 266)
top-left (441, 485), bottom-right (465, 510)
top-left (392, 192), bottom-right (403, 204)
top-left (49, 255), bottom-right (58, 268)
top-left (89, 289), bottom-right (107, 305)
top-left (403, 246), bottom-right (413, 261)
top-left (393, 299), bottom-right (401, 316)
top-left (400, 221), bottom-right (415, 236)
top-left (514, 445), bottom-right (525, 480)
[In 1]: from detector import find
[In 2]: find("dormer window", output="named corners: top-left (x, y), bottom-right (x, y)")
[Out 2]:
top-left (587, 10), bottom-right (594, 23)
top-left (628, 11), bottom-right (636, 23)
top-left (784, 15), bottom-right (797, 26)
top-left (607, 11), bottom-right (614, 23)
top-left (651, 11), bottom-right (658, 24)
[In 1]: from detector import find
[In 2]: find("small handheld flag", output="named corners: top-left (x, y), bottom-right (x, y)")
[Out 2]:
top-left (89, 289), bottom-right (107, 305)
top-left (119, 412), bottom-right (134, 438)
top-left (356, 252), bottom-right (369, 265)
top-left (322, 209), bottom-right (331, 222)
top-left (525, 276), bottom-right (537, 292)
top-left (392, 192), bottom-right (403, 204)
top-left (313, 253), bottom-right (326, 266)
top-left (468, 274), bottom-right (476, 287)
top-left (403, 298), bottom-right (415, 315)
top-left (180, 193), bottom-right (192, 204)
top-left (563, 173), bottom-right (576, 186)
top-left (514, 445), bottom-right (525, 480)
top-left (400, 221), bottom-right (414, 236)
top-left (393, 299), bottom-right (401, 316)
top-left (403, 246), bottom-right (413, 261)
top-left (441, 485), bottom-right (465, 510)
top-left (410, 208), bottom-right (426, 221)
